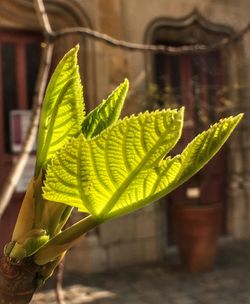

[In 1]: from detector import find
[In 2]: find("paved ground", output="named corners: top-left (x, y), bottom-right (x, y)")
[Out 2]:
top-left (32, 239), bottom-right (250, 304)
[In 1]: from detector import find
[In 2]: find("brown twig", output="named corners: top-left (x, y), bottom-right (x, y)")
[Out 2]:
top-left (33, 0), bottom-right (54, 36)
top-left (54, 22), bottom-right (250, 54)
top-left (55, 259), bottom-right (66, 304)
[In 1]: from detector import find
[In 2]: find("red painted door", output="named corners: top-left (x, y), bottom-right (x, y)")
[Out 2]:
top-left (154, 50), bottom-right (227, 244)
top-left (0, 31), bottom-right (42, 252)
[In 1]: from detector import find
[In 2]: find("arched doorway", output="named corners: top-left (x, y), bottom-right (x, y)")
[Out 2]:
top-left (145, 11), bottom-right (234, 245)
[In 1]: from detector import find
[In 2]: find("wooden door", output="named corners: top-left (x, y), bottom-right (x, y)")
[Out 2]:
top-left (0, 31), bottom-right (42, 251)
top-left (154, 50), bottom-right (228, 245)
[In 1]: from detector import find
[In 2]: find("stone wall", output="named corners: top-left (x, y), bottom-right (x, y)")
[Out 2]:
top-left (66, 205), bottom-right (165, 273)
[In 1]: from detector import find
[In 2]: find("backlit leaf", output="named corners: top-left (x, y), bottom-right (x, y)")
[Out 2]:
top-left (35, 45), bottom-right (85, 176)
top-left (106, 114), bottom-right (243, 218)
top-left (43, 108), bottom-right (184, 217)
top-left (82, 79), bottom-right (129, 138)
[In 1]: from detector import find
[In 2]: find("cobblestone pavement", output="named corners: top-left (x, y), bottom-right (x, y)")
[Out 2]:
top-left (32, 239), bottom-right (250, 304)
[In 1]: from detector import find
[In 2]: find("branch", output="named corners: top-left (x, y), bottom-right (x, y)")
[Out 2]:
top-left (55, 259), bottom-right (66, 304)
top-left (33, 0), bottom-right (54, 36)
top-left (54, 22), bottom-right (250, 54)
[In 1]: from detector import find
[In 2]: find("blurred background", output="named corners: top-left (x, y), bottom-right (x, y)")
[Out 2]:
top-left (0, 0), bottom-right (249, 303)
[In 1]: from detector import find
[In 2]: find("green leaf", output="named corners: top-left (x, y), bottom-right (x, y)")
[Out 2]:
top-left (34, 215), bottom-right (99, 265)
top-left (82, 79), bottom-right (129, 138)
top-left (8, 228), bottom-right (49, 259)
top-left (106, 114), bottom-right (243, 218)
top-left (43, 108), bottom-right (184, 218)
top-left (44, 112), bottom-right (242, 220)
top-left (169, 114), bottom-right (243, 187)
top-left (35, 45), bottom-right (85, 176)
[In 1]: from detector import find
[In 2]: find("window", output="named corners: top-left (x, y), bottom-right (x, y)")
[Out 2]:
top-left (0, 31), bottom-right (42, 154)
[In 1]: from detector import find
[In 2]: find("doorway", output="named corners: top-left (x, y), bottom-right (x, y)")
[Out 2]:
top-left (153, 48), bottom-right (228, 245)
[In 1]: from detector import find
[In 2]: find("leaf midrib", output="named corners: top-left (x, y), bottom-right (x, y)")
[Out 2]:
top-left (36, 57), bottom-right (75, 164)
top-left (100, 112), bottom-right (182, 216)
top-left (83, 81), bottom-right (127, 139)
top-left (38, 78), bottom-right (75, 172)
top-left (107, 117), bottom-right (240, 219)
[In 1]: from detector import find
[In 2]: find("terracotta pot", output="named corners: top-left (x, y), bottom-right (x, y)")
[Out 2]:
top-left (174, 203), bottom-right (222, 273)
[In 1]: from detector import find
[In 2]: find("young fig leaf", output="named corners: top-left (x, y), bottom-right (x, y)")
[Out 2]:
top-left (35, 45), bottom-right (85, 176)
top-left (43, 108), bottom-right (184, 218)
top-left (82, 79), bottom-right (129, 138)
top-left (106, 114), bottom-right (243, 219)
top-left (43, 111), bottom-right (242, 221)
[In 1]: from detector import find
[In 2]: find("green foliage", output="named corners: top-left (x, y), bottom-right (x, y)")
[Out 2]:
top-left (43, 110), bottom-right (242, 220)
top-left (7, 46), bottom-right (243, 270)
top-left (8, 228), bottom-right (49, 260)
top-left (35, 45), bottom-right (84, 176)
top-left (43, 108), bottom-right (184, 218)
top-left (82, 79), bottom-right (129, 138)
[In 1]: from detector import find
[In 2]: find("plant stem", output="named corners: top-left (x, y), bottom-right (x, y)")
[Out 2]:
top-left (0, 257), bottom-right (38, 304)
top-left (55, 259), bottom-right (66, 304)
top-left (34, 215), bottom-right (100, 265)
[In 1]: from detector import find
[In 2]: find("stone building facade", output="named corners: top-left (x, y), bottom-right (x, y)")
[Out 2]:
top-left (0, 0), bottom-right (249, 273)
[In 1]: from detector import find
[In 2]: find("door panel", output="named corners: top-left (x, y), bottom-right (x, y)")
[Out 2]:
top-left (154, 50), bottom-right (227, 245)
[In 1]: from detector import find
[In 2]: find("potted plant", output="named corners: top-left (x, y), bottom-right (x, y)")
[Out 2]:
top-left (172, 84), bottom-right (231, 273)
top-left (146, 82), bottom-right (230, 272)
top-left (173, 171), bottom-right (224, 273)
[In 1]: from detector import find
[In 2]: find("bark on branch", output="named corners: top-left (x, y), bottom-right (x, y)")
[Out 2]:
top-left (0, 257), bottom-right (38, 304)
top-left (54, 22), bottom-right (250, 54)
